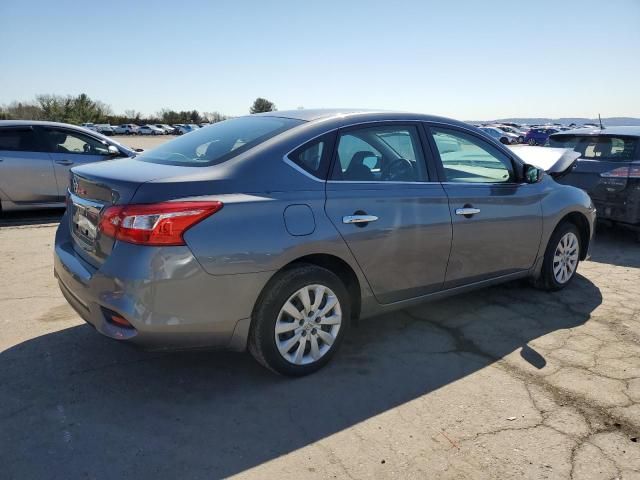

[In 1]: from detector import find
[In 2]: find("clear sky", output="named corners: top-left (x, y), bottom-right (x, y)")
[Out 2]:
top-left (1, 0), bottom-right (639, 120)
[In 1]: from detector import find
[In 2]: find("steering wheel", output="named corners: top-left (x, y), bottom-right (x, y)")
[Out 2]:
top-left (382, 158), bottom-right (414, 181)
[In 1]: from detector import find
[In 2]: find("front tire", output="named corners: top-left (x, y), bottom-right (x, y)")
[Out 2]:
top-left (528, 138), bottom-right (536, 146)
top-left (249, 264), bottom-right (350, 376)
top-left (534, 222), bottom-right (581, 291)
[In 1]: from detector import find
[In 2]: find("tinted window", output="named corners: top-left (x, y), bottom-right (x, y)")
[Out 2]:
top-left (548, 134), bottom-right (638, 161)
top-left (42, 128), bottom-right (111, 155)
top-left (331, 125), bottom-right (426, 182)
top-left (288, 134), bottom-right (334, 178)
top-left (431, 128), bottom-right (513, 183)
top-left (137, 116), bottom-right (302, 166)
top-left (0, 128), bottom-right (39, 151)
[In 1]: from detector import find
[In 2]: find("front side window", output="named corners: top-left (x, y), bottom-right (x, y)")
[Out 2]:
top-left (42, 128), bottom-right (111, 155)
top-left (331, 125), bottom-right (426, 182)
top-left (548, 134), bottom-right (638, 161)
top-left (137, 116), bottom-right (303, 166)
top-left (431, 127), bottom-right (514, 183)
top-left (0, 128), bottom-right (39, 152)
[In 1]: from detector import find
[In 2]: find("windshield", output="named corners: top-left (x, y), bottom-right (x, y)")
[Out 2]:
top-left (548, 134), bottom-right (638, 161)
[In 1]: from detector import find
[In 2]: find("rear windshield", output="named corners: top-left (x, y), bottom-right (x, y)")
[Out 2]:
top-left (548, 134), bottom-right (639, 161)
top-left (137, 116), bottom-right (303, 166)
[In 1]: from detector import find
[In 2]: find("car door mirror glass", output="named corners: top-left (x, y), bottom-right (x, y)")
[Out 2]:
top-left (524, 164), bottom-right (543, 183)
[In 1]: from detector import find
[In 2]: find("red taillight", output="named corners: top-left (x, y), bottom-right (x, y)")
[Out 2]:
top-left (99, 201), bottom-right (223, 246)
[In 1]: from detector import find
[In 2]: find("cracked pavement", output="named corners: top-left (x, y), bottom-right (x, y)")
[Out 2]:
top-left (1, 222), bottom-right (639, 479)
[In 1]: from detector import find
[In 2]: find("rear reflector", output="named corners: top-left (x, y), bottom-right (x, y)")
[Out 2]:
top-left (601, 166), bottom-right (640, 179)
top-left (109, 314), bottom-right (133, 328)
top-left (99, 201), bottom-right (223, 246)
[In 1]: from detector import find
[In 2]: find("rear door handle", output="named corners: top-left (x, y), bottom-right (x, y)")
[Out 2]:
top-left (55, 160), bottom-right (74, 166)
top-left (343, 214), bottom-right (378, 224)
top-left (455, 207), bottom-right (481, 216)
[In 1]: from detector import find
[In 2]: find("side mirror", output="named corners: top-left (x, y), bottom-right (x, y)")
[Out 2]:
top-left (107, 145), bottom-right (120, 156)
top-left (524, 164), bottom-right (543, 183)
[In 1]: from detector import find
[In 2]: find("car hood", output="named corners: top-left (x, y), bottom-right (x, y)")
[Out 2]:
top-left (508, 146), bottom-right (580, 174)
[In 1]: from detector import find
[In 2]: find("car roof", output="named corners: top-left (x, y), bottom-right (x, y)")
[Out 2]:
top-left (252, 108), bottom-right (474, 130)
top-left (550, 126), bottom-right (640, 137)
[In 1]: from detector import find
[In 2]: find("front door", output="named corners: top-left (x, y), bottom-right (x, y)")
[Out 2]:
top-left (325, 123), bottom-right (452, 304)
top-left (0, 126), bottom-right (58, 204)
top-left (427, 125), bottom-right (544, 288)
top-left (40, 127), bottom-right (114, 197)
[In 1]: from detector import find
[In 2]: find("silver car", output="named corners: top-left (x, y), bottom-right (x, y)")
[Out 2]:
top-left (0, 121), bottom-right (136, 212)
top-left (54, 110), bottom-right (595, 376)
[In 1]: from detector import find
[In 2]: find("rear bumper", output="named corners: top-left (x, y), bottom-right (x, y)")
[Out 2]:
top-left (54, 213), bottom-right (273, 351)
top-left (593, 184), bottom-right (640, 227)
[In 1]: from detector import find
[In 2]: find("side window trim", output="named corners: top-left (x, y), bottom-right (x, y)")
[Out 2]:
top-left (328, 121), bottom-right (431, 183)
top-left (424, 122), bottom-right (523, 185)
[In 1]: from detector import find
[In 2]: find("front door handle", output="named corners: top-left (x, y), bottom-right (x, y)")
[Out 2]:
top-left (55, 159), bottom-right (74, 166)
top-left (343, 214), bottom-right (379, 225)
top-left (455, 207), bottom-right (481, 216)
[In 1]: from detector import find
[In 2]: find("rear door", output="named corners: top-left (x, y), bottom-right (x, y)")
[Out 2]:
top-left (324, 122), bottom-right (452, 304)
top-left (426, 124), bottom-right (543, 287)
top-left (40, 126), bottom-right (115, 197)
top-left (0, 126), bottom-right (59, 204)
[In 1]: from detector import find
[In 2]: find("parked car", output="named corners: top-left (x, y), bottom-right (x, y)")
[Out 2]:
top-left (54, 109), bottom-right (594, 376)
top-left (80, 122), bottom-right (98, 132)
top-left (158, 124), bottom-right (177, 134)
top-left (137, 125), bottom-right (166, 135)
top-left (95, 124), bottom-right (116, 136)
top-left (114, 124), bottom-right (139, 135)
top-left (525, 128), bottom-right (559, 146)
top-left (479, 126), bottom-right (515, 144)
top-left (174, 124), bottom-right (195, 135)
top-left (0, 121), bottom-right (136, 212)
top-left (494, 124), bottom-right (526, 143)
top-left (547, 127), bottom-right (640, 237)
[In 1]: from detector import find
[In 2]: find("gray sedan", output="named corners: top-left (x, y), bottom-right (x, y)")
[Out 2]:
top-left (54, 110), bottom-right (595, 376)
top-left (0, 121), bottom-right (136, 211)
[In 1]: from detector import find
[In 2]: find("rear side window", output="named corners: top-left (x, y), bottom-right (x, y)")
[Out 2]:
top-left (137, 116), bottom-right (303, 166)
top-left (288, 133), bottom-right (335, 179)
top-left (549, 135), bottom-right (639, 161)
top-left (0, 128), bottom-right (39, 151)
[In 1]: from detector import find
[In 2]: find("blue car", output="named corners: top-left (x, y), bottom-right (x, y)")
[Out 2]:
top-left (525, 128), bottom-right (559, 146)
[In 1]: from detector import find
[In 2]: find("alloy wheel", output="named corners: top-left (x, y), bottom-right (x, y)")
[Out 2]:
top-left (274, 284), bottom-right (342, 365)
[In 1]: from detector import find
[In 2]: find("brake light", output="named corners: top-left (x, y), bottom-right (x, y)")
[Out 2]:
top-left (99, 201), bottom-right (223, 246)
top-left (601, 166), bottom-right (640, 179)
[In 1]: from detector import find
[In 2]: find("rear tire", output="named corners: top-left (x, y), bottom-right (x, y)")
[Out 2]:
top-left (533, 222), bottom-right (581, 291)
top-left (528, 138), bottom-right (536, 146)
top-left (249, 264), bottom-right (350, 376)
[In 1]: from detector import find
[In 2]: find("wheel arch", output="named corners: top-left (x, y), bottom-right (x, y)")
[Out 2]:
top-left (556, 211), bottom-right (591, 260)
top-left (253, 253), bottom-right (362, 323)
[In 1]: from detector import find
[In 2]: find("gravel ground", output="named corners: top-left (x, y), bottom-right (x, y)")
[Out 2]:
top-left (1, 217), bottom-right (639, 479)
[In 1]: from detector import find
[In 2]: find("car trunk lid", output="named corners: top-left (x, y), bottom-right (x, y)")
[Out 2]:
top-left (68, 158), bottom-right (214, 267)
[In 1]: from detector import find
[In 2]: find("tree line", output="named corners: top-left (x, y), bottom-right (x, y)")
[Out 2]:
top-left (0, 94), bottom-right (277, 125)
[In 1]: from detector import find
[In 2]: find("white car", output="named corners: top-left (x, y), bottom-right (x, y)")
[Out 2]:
top-left (80, 122), bottom-right (98, 132)
top-left (113, 124), bottom-right (139, 135)
top-left (137, 125), bottom-right (166, 135)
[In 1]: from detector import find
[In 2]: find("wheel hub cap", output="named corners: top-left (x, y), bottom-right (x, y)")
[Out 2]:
top-left (275, 284), bottom-right (342, 365)
top-left (553, 232), bottom-right (579, 284)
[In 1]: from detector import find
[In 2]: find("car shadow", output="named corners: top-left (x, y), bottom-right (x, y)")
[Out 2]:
top-left (589, 224), bottom-right (640, 268)
top-left (0, 208), bottom-right (65, 227)
top-left (2, 275), bottom-right (601, 478)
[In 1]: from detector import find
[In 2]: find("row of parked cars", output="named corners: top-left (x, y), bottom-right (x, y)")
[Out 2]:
top-left (477, 122), bottom-right (601, 146)
top-left (81, 122), bottom-right (207, 136)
